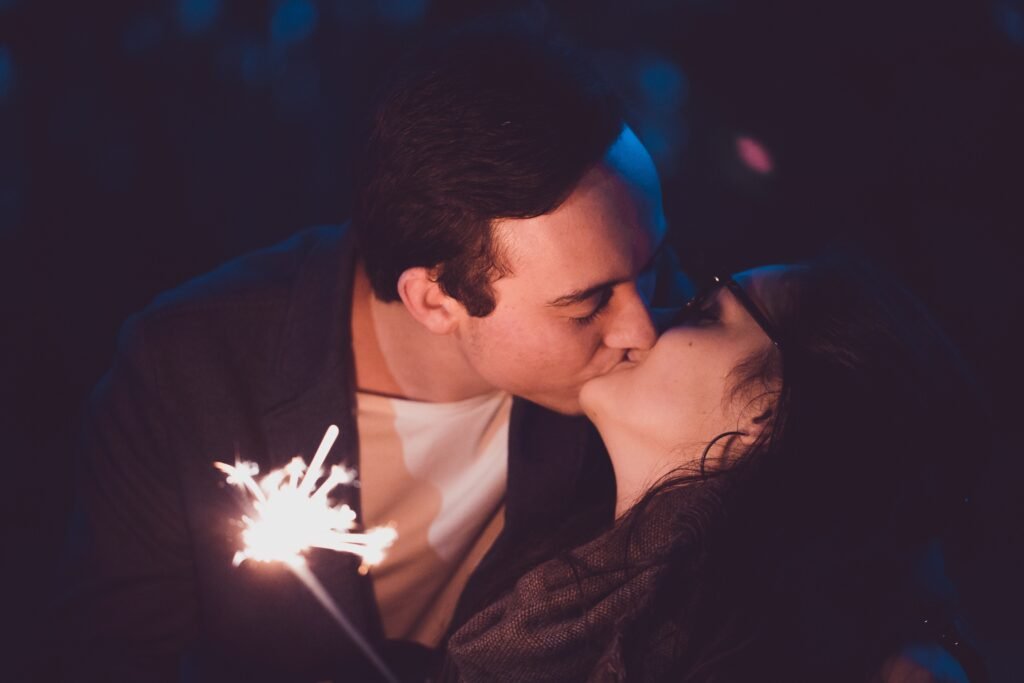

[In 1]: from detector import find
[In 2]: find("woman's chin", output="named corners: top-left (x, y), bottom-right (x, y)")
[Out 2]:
top-left (579, 360), bottom-right (634, 421)
top-left (578, 375), bottom-right (606, 421)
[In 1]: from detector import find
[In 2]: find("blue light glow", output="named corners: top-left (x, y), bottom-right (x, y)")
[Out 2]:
top-left (376, 0), bottom-right (428, 25)
top-left (271, 0), bottom-right (319, 47)
top-left (638, 58), bottom-right (688, 107)
top-left (637, 123), bottom-right (671, 162)
top-left (0, 46), bottom-right (13, 99)
top-left (177, 0), bottom-right (223, 36)
top-left (995, 2), bottom-right (1024, 45)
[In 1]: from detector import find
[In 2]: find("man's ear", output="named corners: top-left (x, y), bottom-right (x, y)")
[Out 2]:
top-left (396, 267), bottom-right (466, 335)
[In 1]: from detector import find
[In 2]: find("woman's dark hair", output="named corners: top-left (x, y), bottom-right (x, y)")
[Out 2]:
top-left (613, 253), bottom-right (990, 680)
top-left (352, 29), bottom-right (624, 316)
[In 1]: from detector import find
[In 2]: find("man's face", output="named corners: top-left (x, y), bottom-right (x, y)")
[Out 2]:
top-left (453, 127), bottom-right (668, 414)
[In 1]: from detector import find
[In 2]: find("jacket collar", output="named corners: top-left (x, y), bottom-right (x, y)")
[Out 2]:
top-left (256, 223), bottom-right (611, 641)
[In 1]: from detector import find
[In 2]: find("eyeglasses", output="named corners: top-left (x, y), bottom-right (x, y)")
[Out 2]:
top-left (669, 275), bottom-right (783, 349)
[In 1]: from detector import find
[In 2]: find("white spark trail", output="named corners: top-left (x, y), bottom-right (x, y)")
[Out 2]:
top-left (214, 424), bottom-right (399, 680)
top-left (288, 562), bottom-right (400, 683)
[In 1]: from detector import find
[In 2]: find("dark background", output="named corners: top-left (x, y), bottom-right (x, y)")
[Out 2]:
top-left (1, 0), bottom-right (1021, 678)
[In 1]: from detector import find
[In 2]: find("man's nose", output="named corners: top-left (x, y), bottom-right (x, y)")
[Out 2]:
top-left (603, 287), bottom-right (658, 351)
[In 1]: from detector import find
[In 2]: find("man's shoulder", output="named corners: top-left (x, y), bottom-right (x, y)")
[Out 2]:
top-left (144, 223), bottom-right (350, 323)
top-left (115, 223), bottom-right (354, 400)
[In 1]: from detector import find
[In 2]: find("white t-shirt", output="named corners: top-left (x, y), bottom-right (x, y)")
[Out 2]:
top-left (356, 389), bottom-right (511, 647)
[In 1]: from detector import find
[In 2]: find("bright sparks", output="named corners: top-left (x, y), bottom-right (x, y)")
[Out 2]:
top-left (214, 425), bottom-right (397, 573)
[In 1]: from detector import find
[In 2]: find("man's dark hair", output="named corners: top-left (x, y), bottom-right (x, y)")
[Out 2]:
top-left (352, 29), bottom-right (624, 316)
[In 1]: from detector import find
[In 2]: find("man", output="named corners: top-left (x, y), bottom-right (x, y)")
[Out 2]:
top-left (55, 30), bottom-right (688, 681)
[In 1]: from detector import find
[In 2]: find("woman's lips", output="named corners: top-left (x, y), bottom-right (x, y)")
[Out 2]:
top-left (607, 359), bottom-right (638, 374)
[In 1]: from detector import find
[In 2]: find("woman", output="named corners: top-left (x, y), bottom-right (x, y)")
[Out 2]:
top-left (444, 255), bottom-right (988, 682)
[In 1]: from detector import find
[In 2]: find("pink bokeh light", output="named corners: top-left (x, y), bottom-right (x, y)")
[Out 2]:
top-left (736, 135), bottom-right (774, 174)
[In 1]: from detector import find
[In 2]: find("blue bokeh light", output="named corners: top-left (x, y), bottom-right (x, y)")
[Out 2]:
top-left (376, 0), bottom-right (428, 25)
top-left (271, 0), bottom-right (320, 48)
top-left (0, 46), bottom-right (14, 100)
top-left (995, 1), bottom-right (1024, 45)
top-left (177, 0), bottom-right (223, 37)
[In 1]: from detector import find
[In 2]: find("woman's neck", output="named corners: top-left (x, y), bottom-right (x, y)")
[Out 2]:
top-left (599, 428), bottom-right (698, 518)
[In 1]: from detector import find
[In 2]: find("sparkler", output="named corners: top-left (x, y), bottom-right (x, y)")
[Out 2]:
top-left (215, 424), bottom-right (400, 682)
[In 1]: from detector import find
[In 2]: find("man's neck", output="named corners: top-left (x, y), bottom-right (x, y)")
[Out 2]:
top-left (350, 263), bottom-right (498, 403)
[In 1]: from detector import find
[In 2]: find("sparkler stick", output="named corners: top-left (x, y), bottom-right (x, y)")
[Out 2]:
top-left (289, 562), bottom-right (400, 683)
top-left (215, 424), bottom-right (399, 682)
top-left (299, 424), bottom-right (339, 496)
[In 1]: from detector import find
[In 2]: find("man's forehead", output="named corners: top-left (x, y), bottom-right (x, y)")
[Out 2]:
top-left (491, 219), bottom-right (663, 311)
top-left (492, 210), bottom-right (639, 284)
top-left (488, 125), bottom-right (665, 301)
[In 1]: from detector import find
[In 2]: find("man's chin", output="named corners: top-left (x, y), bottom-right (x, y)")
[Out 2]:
top-left (517, 390), bottom-right (586, 416)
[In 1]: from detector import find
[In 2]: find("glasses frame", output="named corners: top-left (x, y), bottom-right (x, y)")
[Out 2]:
top-left (671, 274), bottom-right (783, 349)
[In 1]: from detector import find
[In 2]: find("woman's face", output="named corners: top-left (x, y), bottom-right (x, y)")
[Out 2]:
top-left (579, 266), bottom-right (787, 472)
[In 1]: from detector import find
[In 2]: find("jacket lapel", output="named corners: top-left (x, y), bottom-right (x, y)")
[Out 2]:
top-left (448, 398), bottom-right (615, 633)
top-left (254, 223), bottom-right (387, 667)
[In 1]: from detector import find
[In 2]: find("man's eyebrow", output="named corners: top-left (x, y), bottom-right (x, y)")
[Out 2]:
top-left (546, 279), bottom-right (622, 308)
top-left (545, 239), bottom-right (666, 308)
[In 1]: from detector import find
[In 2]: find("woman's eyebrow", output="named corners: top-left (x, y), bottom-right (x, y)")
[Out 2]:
top-left (545, 239), bottom-right (666, 308)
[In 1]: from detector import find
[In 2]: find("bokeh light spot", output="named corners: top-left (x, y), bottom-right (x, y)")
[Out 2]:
top-left (736, 135), bottom-right (774, 174)
top-left (0, 46), bottom-right (13, 100)
top-left (271, 0), bottom-right (320, 47)
top-left (376, 0), bottom-right (428, 25)
top-left (994, 2), bottom-right (1024, 45)
top-left (177, 0), bottom-right (223, 37)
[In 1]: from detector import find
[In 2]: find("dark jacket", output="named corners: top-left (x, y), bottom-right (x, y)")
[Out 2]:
top-left (53, 224), bottom-right (642, 682)
top-left (446, 484), bottom-right (710, 683)
top-left (446, 482), bottom-right (987, 683)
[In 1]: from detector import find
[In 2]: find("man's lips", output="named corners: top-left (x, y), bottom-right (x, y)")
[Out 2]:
top-left (602, 358), bottom-right (638, 376)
